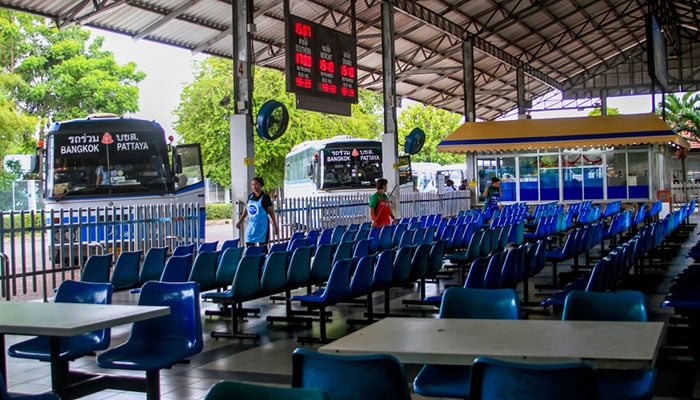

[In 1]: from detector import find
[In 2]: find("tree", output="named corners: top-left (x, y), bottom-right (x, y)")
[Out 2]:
top-left (1, 9), bottom-right (145, 127)
top-left (659, 92), bottom-right (700, 140)
top-left (397, 102), bottom-right (464, 165)
top-left (174, 58), bottom-right (383, 188)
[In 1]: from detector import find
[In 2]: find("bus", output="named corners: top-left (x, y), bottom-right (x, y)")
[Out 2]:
top-left (284, 136), bottom-right (384, 198)
top-left (41, 115), bottom-right (205, 261)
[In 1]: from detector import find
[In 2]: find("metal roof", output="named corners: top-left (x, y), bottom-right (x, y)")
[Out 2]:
top-left (2, 0), bottom-right (698, 121)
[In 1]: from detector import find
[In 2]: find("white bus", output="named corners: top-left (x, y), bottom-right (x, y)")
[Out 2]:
top-left (284, 136), bottom-right (384, 198)
top-left (41, 115), bottom-right (205, 262)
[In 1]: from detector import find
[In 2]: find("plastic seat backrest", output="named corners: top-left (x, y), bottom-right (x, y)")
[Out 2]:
top-left (482, 252), bottom-right (504, 289)
top-left (310, 244), bottom-right (334, 284)
top-left (173, 243), bottom-right (196, 256)
top-left (392, 245), bottom-right (414, 283)
top-left (188, 251), bottom-right (220, 292)
top-left (562, 290), bottom-right (647, 322)
top-left (292, 348), bottom-right (412, 400)
top-left (426, 240), bottom-right (445, 275)
top-left (260, 251), bottom-right (288, 294)
top-left (244, 245), bottom-right (266, 256)
top-left (315, 259), bottom-right (352, 303)
top-left (465, 230), bottom-right (484, 261)
top-left (392, 224), bottom-right (407, 247)
top-left (139, 247), bottom-right (168, 283)
top-left (287, 246), bottom-right (312, 288)
top-left (160, 255), bottom-right (192, 282)
top-left (214, 246), bottom-right (244, 287)
top-left (353, 239), bottom-right (371, 258)
top-left (440, 287), bottom-right (520, 319)
top-left (499, 246), bottom-right (523, 288)
top-left (318, 228), bottom-right (333, 246)
top-left (349, 254), bottom-right (376, 298)
top-left (378, 225), bottom-right (394, 250)
top-left (198, 241), bottom-right (219, 253)
top-left (205, 380), bottom-right (330, 400)
top-left (371, 249), bottom-right (395, 290)
top-left (408, 243), bottom-right (431, 281)
top-left (333, 241), bottom-right (354, 264)
top-left (469, 357), bottom-right (599, 400)
top-left (232, 254), bottom-right (264, 299)
top-left (331, 225), bottom-right (346, 245)
top-left (100, 281), bottom-right (203, 366)
top-left (464, 257), bottom-right (487, 289)
top-left (110, 250), bottom-right (143, 290)
top-left (269, 242), bottom-right (288, 254)
top-left (81, 253), bottom-right (113, 283)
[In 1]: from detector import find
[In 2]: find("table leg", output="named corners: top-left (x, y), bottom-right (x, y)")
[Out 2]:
top-left (49, 336), bottom-right (62, 393)
top-left (0, 334), bottom-right (6, 386)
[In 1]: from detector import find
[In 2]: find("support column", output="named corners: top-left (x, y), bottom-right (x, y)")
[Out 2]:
top-left (600, 89), bottom-right (608, 116)
top-left (516, 66), bottom-right (527, 119)
top-left (230, 0), bottom-right (256, 240)
top-left (462, 39), bottom-right (476, 122)
top-left (381, 1), bottom-right (400, 216)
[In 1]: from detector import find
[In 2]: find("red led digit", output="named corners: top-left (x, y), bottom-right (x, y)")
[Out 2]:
top-left (295, 22), bottom-right (311, 38)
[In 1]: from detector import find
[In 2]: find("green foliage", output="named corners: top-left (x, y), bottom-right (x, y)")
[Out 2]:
top-left (174, 60), bottom-right (383, 189)
top-left (398, 102), bottom-right (464, 165)
top-left (1, 10), bottom-right (145, 142)
top-left (658, 92), bottom-right (700, 140)
top-left (205, 203), bottom-right (233, 220)
top-left (587, 107), bottom-right (620, 116)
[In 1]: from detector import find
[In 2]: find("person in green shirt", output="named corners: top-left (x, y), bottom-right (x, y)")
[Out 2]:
top-left (368, 178), bottom-right (396, 227)
top-left (483, 177), bottom-right (502, 209)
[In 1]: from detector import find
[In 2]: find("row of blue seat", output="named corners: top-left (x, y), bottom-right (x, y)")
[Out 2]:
top-left (8, 280), bottom-right (203, 400)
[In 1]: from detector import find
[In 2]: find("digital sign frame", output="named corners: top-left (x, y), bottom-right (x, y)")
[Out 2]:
top-left (285, 14), bottom-right (359, 105)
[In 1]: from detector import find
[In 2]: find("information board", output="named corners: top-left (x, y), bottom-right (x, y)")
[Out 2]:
top-left (286, 14), bottom-right (358, 104)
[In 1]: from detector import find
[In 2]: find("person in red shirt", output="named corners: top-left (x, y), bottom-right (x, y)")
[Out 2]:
top-left (368, 178), bottom-right (397, 227)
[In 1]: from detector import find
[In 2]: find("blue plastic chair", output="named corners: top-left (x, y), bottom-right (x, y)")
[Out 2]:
top-left (204, 254), bottom-right (266, 341)
top-left (291, 259), bottom-right (352, 343)
top-left (159, 255), bottom-right (191, 282)
top-left (172, 242), bottom-right (196, 274)
top-left (80, 253), bottom-right (113, 283)
top-left (562, 290), bottom-right (655, 400)
top-left (0, 373), bottom-right (58, 400)
top-left (97, 281), bottom-right (204, 400)
top-left (469, 356), bottom-right (599, 400)
top-left (413, 287), bottom-right (520, 399)
top-left (204, 380), bottom-right (330, 400)
top-left (8, 280), bottom-right (113, 362)
top-left (292, 348), bottom-right (411, 400)
top-left (188, 251), bottom-right (220, 292)
top-left (309, 244), bottom-right (334, 287)
top-left (214, 246), bottom-right (244, 289)
top-left (110, 250), bottom-right (143, 291)
top-left (138, 247), bottom-right (168, 284)
top-left (198, 241), bottom-right (219, 253)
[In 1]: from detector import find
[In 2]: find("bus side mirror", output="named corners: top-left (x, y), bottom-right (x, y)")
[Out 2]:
top-left (29, 155), bottom-right (40, 174)
top-left (307, 163), bottom-right (314, 177)
top-left (173, 153), bottom-right (183, 174)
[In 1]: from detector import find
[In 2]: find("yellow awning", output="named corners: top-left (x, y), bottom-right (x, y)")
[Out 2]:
top-left (437, 113), bottom-right (689, 153)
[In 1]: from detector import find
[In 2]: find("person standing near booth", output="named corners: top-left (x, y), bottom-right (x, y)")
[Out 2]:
top-left (369, 178), bottom-right (397, 227)
top-left (236, 176), bottom-right (279, 249)
top-left (483, 177), bottom-right (502, 210)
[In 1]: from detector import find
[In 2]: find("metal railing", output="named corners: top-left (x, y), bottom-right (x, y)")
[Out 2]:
top-left (0, 203), bottom-right (202, 301)
top-left (272, 190), bottom-right (471, 239)
top-left (0, 192), bottom-right (471, 301)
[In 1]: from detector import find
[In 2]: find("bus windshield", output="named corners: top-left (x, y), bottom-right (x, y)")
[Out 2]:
top-left (46, 122), bottom-right (174, 199)
top-left (320, 144), bottom-right (382, 189)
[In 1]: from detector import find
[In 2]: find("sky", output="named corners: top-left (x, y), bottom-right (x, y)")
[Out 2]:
top-left (94, 29), bottom-right (206, 137)
top-left (93, 28), bottom-right (657, 135)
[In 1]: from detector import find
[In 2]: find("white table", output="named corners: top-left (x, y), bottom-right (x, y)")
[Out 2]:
top-left (0, 302), bottom-right (169, 398)
top-left (320, 317), bottom-right (665, 369)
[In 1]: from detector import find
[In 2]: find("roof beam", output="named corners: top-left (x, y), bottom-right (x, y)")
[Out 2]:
top-left (391, 0), bottom-right (563, 90)
top-left (133, 0), bottom-right (201, 41)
